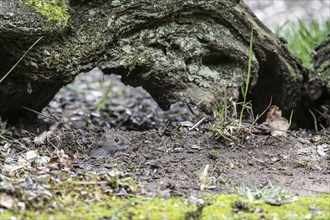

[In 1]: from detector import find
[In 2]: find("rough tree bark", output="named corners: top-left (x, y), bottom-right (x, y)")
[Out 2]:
top-left (0, 0), bottom-right (308, 124)
top-left (304, 35), bottom-right (330, 128)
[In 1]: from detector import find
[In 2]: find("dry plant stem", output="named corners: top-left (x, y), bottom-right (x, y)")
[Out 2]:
top-left (189, 117), bottom-right (206, 131)
top-left (22, 106), bottom-right (57, 123)
top-left (44, 108), bottom-right (60, 122)
top-left (224, 86), bottom-right (228, 121)
top-left (252, 96), bottom-right (273, 125)
top-left (187, 104), bottom-right (198, 116)
top-left (73, 181), bottom-right (108, 185)
top-left (308, 109), bottom-right (318, 132)
top-left (314, 108), bottom-right (328, 121)
top-left (239, 28), bottom-right (253, 127)
top-left (17, 141), bottom-right (29, 150)
top-left (0, 36), bottom-right (43, 83)
top-left (0, 134), bottom-right (11, 142)
top-left (48, 139), bottom-right (60, 151)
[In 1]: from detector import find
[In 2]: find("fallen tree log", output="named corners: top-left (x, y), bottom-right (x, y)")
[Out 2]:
top-left (0, 0), bottom-right (309, 125)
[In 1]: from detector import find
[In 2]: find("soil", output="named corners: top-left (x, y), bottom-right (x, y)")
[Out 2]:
top-left (1, 68), bottom-right (329, 200)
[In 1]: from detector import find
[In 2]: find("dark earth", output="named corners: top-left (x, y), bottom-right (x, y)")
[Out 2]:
top-left (1, 68), bottom-right (329, 200)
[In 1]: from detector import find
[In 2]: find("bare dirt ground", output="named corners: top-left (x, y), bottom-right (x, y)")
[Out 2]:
top-left (1, 69), bottom-right (329, 201)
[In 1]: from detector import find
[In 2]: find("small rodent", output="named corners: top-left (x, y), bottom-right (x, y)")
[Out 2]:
top-left (89, 130), bottom-right (130, 158)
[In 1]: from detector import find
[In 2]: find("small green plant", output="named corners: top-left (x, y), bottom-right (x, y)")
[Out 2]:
top-left (209, 105), bottom-right (233, 141)
top-left (212, 28), bottom-right (253, 136)
top-left (94, 81), bottom-right (113, 110)
top-left (199, 164), bottom-right (214, 190)
top-left (0, 36), bottom-right (43, 84)
top-left (239, 28), bottom-right (254, 127)
top-left (276, 19), bottom-right (330, 70)
top-left (235, 183), bottom-right (293, 205)
top-left (209, 123), bottom-right (232, 141)
top-left (208, 149), bottom-right (220, 158)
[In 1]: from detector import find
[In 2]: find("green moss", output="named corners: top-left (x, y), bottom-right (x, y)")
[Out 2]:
top-left (2, 193), bottom-right (329, 219)
top-left (25, 0), bottom-right (70, 26)
top-left (205, 194), bottom-right (330, 219)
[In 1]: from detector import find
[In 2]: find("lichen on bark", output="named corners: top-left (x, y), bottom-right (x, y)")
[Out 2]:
top-left (0, 0), bottom-right (308, 121)
top-left (107, 16), bottom-right (259, 111)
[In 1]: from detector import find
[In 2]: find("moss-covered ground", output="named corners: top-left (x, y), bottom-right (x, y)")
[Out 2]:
top-left (1, 192), bottom-right (329, 219)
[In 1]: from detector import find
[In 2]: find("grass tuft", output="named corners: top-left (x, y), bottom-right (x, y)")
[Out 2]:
top-left (276, 19), bottom-right (330, 70)
top-left (239, 28), bottom-right (254, 127)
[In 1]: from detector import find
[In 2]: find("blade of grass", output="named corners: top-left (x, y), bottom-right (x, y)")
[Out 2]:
top-left (276, 19), bottom-right (329, 70)
top-left (239, 28), bottom-right (253, 127)
top-left (0, 36), bottom-right (43, 84)
top-left (94, 81), bottom-right (112, 110)
top-left (288, 110), bottom-right (294, 128)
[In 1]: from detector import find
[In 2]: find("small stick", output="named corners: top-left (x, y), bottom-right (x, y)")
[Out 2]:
top-left (187, 104), bottom-right (198, 116)
top-left (22, 106), bottom-right (58, 122)
top-left (73, 181), bottom-right (108, 185)
top-left (189, 117), bottom-right (206, 131)
top-left (308, 109), bottom-right (318, 132)
top-left (48, 140), bottom-right (60, 151)
top-left (252, 96), bottom-right (272, 125)
top-left (224, 86), bottom-right (227, 121)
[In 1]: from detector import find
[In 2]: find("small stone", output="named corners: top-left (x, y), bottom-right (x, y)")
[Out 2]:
top-left (25, 151), bottom-right (39, 162)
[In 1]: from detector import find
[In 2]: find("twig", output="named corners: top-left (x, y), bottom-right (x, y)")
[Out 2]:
top-left (73, 181), bottom-right (108, 185)
top-left (314, 108), bottom-right (328, 120)
top-left (45, 108), bottom-right (60, 122)
top-left (187, 104), bottom-right (198, 116)
top-left (189, 117), bottom-right (206, 131)
top-left (308, 109), bottom-right (318, 132)
top-left (0, 36), bottom-right (43, 83)
top-left (252, 96), bottom-right (272, 125)
top-left (22, 106), bottom-right (57, 123)
top-left (224, 86), bottom-right (227, 121)
top-left (48, 140), bottom-right (60, 151)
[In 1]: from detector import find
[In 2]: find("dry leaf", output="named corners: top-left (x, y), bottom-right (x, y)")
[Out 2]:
top-left (46, 151), bottom-right (75, 169)
top-left (33, 122), bottom-right (63, 146)
top-left (265, 105), bottom-right (289, 137)
top-left (0, 194), bottom-right (15, 209)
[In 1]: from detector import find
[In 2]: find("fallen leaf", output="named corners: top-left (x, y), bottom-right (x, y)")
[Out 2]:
top-left (46, 150), bottom-right (75, 169)
top-left (317, 144), bottom-right (327, 157)
top-left (265, 105), bottom-right (289, 137)
top-left (0, 194), bottom-right (15, 209)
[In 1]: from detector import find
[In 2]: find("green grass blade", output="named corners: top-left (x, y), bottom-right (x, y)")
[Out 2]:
top-left (276, 19), bottom-right (329, 70)
top-left (0, 36), bottom-right (43, 84)
top-left (239, 28), bottom-right (253, 126)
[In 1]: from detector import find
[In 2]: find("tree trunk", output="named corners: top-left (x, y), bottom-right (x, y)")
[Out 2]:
top-left (0, 0), bottom-right (307, 123)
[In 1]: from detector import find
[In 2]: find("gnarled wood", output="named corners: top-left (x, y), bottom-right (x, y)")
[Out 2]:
top-left (0, 0), bottom-right (307, 124)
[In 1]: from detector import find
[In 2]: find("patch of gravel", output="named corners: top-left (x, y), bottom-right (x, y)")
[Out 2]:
top-left (43, 67), bottom-right (198, 131)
